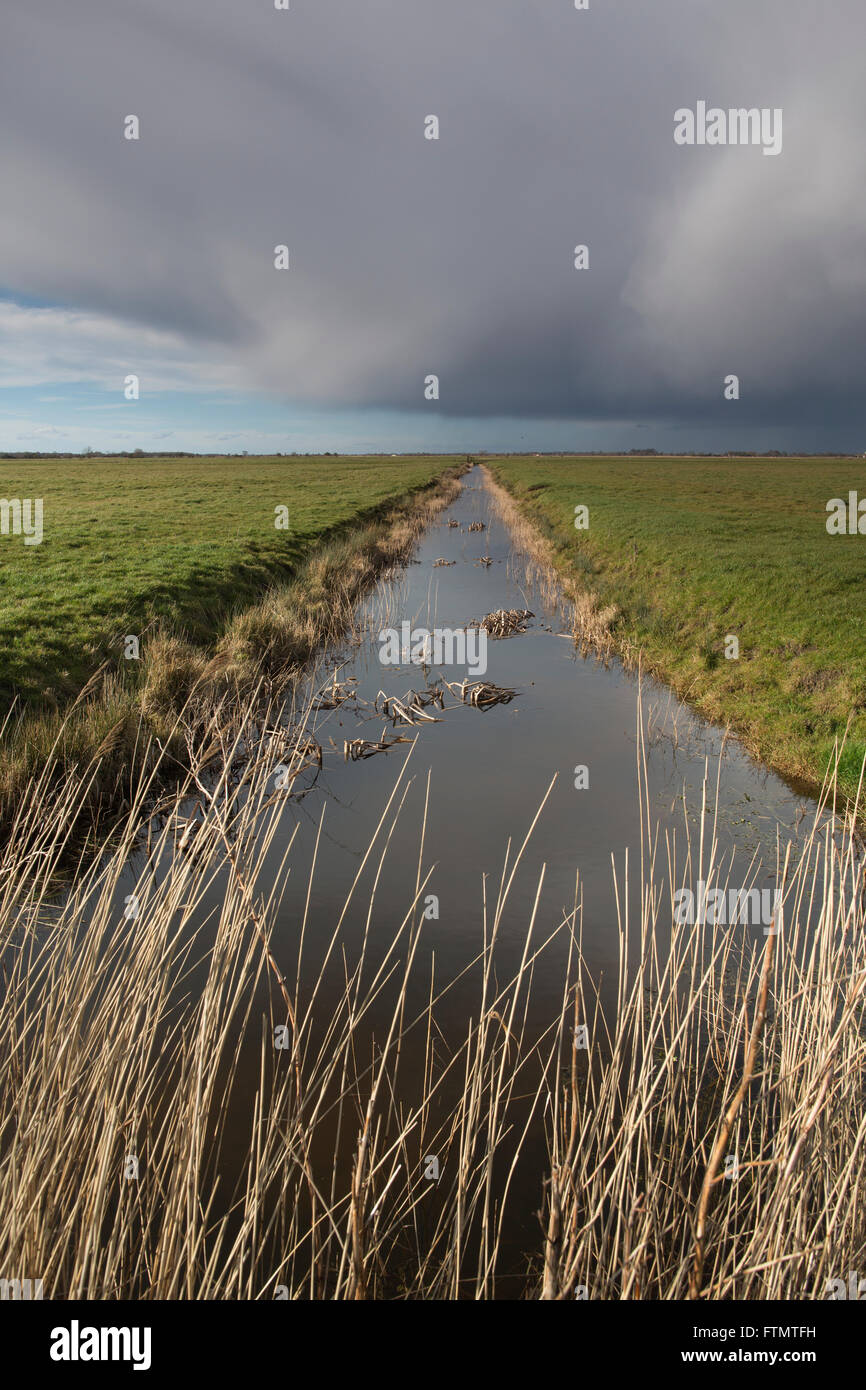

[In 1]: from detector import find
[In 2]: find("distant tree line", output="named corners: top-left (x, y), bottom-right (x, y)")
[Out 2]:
top-left (0, 449), bottom-right (860, 460)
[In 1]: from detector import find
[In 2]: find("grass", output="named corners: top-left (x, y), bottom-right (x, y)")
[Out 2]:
top-left (0, 682), bottom-right (863, 1298)
top-left (0, 455), bottom-right (460, 703)
top-left (487, 456), bottom-right (866, 800)
top-left (0, 456), bottom-right (465, 844)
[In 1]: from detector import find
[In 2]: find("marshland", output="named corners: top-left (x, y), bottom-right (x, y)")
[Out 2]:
top-left (0, 461), bottom-right (864, 1300)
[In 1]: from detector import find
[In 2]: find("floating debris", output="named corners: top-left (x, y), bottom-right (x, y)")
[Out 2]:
top-left (312, 672), bottom-right (360, 711)
top-left (470, 608), bottom-right (534, 638)
top-left (433, 558), bottom-right (456, 567)
top-left (291, 736), bottom-right (323, 771)
top-left (468, 521), bottom-right (486, 532)
top-left (344, 729), bottom-right (414, 761)
top-left (444, 679), bottom-right (517, 710)
top-left (375, 687), bottom-right (443, 726)
top-left (261, 729), bottom-right (323, 770)
top-left (413, 685), bottom-right (446, 710)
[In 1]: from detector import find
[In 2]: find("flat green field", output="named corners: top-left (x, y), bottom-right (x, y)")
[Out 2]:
top-left (490, 456), bottom-right (866, 797)
top-left (0, 456), bottom-right (457, 702)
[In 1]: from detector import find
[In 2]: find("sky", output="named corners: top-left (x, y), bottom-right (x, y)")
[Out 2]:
top-left (1, 0), bottom-right (864, 455)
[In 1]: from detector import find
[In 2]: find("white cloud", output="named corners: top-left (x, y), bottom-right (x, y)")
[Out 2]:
top-left (0, 301), bottom-right (245, 393)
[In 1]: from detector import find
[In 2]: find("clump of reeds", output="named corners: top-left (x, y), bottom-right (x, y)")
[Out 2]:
top-left (343, 729), bottom-right (413, 761)
top-left (375, 688), bottom-right (444, 726)
top-left (571, 591), bottom-right (620, 657)
top-left (312, 671), bottom-right (360, 712)
top-left (443, 679), bottom-right (518, 710)
top-left (472, 608), bottom-right (534, 638)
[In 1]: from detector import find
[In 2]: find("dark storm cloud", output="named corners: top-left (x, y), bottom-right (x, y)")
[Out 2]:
top-left (2, 0), bottom-right (864, 439)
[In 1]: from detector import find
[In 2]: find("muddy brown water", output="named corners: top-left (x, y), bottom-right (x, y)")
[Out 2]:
top-left (113, 466), bottom-right (833, 1292)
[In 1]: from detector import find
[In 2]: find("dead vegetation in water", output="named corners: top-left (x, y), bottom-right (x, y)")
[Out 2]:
top-left (256, 725), bottom-right (322, 767)
top-left (471, 608), bottom-right (534, 638)
top-left (433, 558), bottom-right (455, 568)
top-left (312, 672), bottom-right (360, 712)
top-left (474, 555), bottom-right (493, 568)
top-left (375, 688), bottom-right (444, 726)
top-left (343, 729), bottom-right (414, 761)
top-left (443, 678), bottom-right (517, 710)
top-left (468, 521), bottom-right (486, 533)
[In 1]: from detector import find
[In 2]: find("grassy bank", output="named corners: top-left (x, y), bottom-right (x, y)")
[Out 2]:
top-left (487, 456), bottom-right (866, 800)
top-left (0, 455), bottom-right (464, 841)
top-left (0, 455), bottom-right (460, 701)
